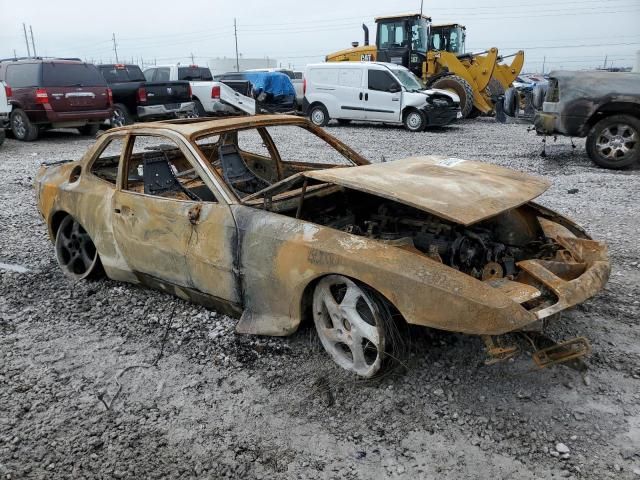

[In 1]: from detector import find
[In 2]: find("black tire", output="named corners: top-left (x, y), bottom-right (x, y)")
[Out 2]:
top-left (532, 84), bottom-right (547, 110)
top-left (110, 103), bottom-right (132, 128)
top-left (55, 215), bottom-right (103, 281)
top-left (466, 107), bottom-right (482, 119)
top-left (586, 114), bottom-right (640, 169)
top-left (78, 123), bottom-right (99, 136)
top-left (0, 128), bottom-right (5, 146)
top-left (486, 78), bottom-right (505, 100)
top-left (403, 109), bottom-right (426, 132)
top-left (193, 99), bottom-right (207, 117)
top-left (309, 103), bottom-right (329, 127)
top-left (337, 119), bottom-right (352, 126)
top-left (430, 75), bottom-right (474, 118)
top-left (10, 108), bottom-right (38, 141)
top-left (503, 87), bottom-right (519, 117)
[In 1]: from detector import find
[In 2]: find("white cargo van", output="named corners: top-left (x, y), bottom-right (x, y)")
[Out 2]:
top-left (303, 62), bottom-right (460, 131)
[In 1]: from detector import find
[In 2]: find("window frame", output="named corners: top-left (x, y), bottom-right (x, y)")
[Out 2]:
top-left (86, 133), bottom-right (128, 186)
top-left (367, 68), bottom-right (401, 93)
top-left (117, 131), bottom-right (225, 204)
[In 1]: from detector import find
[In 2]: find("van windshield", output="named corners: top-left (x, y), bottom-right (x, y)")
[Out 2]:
top-left (392, 69), bottom-right (424, 92)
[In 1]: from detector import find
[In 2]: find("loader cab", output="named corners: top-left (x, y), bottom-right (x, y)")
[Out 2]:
top-left (431, 24), bottom-right (466, 55)
top-left (375, 14), bottom-right (431, 78)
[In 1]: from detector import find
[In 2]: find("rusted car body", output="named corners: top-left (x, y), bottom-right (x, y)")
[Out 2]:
top-left (35, 115), bottom-right (610, 376)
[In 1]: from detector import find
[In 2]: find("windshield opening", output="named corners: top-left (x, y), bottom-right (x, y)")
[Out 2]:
top-left (431, 26), bottom-right (466, 54)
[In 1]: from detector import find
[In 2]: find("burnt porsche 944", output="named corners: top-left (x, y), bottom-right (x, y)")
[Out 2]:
top-left (35, 115), bottom-right (610, 377)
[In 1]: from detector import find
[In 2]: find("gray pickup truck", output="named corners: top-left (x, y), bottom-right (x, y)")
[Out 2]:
top-left (534, 70), bottom-right (640, 169)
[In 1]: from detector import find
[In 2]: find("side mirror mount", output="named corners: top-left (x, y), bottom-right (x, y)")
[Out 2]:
top-left (388, 84), bottom-right (401, 93)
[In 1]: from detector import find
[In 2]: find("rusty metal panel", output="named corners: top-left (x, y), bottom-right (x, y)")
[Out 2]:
top-left (303, 156), bottom-right (551, 226)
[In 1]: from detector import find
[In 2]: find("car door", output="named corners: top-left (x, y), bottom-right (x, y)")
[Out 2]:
top-left (336, 67), bottom-right (366, 120)
top-left (364, 68), bottom-right (402, 122)
top-left (112, 132), bottom-right (239, 304)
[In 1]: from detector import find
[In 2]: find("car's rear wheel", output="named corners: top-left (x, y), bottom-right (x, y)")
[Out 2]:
top-left (309, 104), bottom-right (329, 127)
top-left (110, 103), bottom-right (132, 128)
top-left (312, 275), bottom-right (393, 378)
top-left (586, 114), bottom-right (640, 169)
top-left (11, 109), bottom-right (38, 141)
top-left (55, 215), bottom-right (102, 280)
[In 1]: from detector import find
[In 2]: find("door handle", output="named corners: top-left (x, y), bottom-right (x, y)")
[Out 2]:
top-left (392, 97), bottom-right (400, 101)
top-left (359, 92), bottom-right (363, 100)
top-left (365, 93), bottom-right (369, 101)
top-left (115, 205), bottom-right (132, 215)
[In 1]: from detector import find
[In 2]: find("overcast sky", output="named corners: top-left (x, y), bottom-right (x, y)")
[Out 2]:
top-left (1, 0), bottom-right (639, 72)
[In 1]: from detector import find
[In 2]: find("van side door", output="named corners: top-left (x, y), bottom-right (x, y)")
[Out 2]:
top-left (335, 67), bottom-right (366, 120)
top-left (364, 68), bottom-right (402, 122)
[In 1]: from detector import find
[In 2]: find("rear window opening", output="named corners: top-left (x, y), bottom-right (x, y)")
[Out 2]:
top-left (42, 63), bottom-right (107, 87)
top-left (178, 67), bottom-right (213, 81)
top-left (99, 65), bottom-right (145, 83)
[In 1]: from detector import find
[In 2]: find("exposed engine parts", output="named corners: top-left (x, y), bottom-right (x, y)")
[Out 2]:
top-left (311, 196), bottom-right (559, 280)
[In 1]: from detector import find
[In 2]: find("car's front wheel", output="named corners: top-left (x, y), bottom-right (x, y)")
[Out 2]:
top-left (586, 114), bottom-right (640, 169)
top-left (55, 215), bottom-right (103, 280)
top-left (312, 275), bottom-right (395, 378)
top-left (403, 109), bottom-right (426, 132)
top-left (308, 104), bottom-right (329, 127)
top-left (11, 109), bottom-right (38, 141)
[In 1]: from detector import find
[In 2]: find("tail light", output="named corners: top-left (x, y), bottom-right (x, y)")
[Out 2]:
top-left (107, 88), bottom-right (113, 106)
top-left (35, 88), bottom-right (49, 104)
top-left (137, 87), bottom-right (147, 103)
top-left (211, 85), bottom-right (220, 99)
top-left (188, 83), bottom-right (192, 99)
top-left (303, 78), bottom-right (306, 95)
top-left (4, 84), bottom-right (12, 98)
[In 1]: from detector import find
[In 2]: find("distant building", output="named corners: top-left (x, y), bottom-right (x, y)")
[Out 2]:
top-left (207, 57), bottom-right (279, 76)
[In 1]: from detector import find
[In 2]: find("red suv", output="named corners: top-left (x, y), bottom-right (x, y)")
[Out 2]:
top-left (0, 59), bottom-right (113, 141)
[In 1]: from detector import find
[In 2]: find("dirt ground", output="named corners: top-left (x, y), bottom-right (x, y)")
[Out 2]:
top-left (1, 119), bottom-right (639, 480)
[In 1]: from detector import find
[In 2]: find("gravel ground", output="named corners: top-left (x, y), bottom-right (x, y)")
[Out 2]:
top-left (1, 119), bottom-right (639, 480)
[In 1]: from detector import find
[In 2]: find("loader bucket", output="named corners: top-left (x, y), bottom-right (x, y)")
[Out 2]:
top-left (493, 50), bottom-right (525, 91)
top-left (460, 47), bottom-right (498, 92)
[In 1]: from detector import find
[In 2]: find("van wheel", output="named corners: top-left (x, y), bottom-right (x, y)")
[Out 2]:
top-left (309, 104), bottom-right (329, 127)
top-left (11, 109), bottom-right (38, 141)
top-left (403, 109), bottom-right (426, 132)
top-left (78, 124), bottom-right (99, 136)
top-left (586, 115), bottom-right (640, 169)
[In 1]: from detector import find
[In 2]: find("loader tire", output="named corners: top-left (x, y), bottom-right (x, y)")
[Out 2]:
top-left (486, 79), bottom-right (505, 101)
top-left (430, 75), bottom-right (474, 118)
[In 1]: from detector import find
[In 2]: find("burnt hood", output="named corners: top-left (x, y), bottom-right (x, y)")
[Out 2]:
top-left (303, 156), bottom-right (551, 226)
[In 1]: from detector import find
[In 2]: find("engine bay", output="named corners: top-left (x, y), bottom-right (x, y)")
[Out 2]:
top-left (295, 188), bottom-right (560, 281)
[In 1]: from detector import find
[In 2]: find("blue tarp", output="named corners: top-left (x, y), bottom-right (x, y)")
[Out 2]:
top-left (240, 72), bottom-right (296, 97)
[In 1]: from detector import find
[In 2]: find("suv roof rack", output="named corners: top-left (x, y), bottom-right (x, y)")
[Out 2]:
top-left (0, 56), bottom-right (83, 63)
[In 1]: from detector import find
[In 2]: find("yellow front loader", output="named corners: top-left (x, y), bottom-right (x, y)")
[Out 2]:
top-left (326, 15), bottom-right (524, 118)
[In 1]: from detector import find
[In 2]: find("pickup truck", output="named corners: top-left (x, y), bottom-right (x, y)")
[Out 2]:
top-left (534, 70), bottom-right (640, 169)
top-left (97, 64), bottom-right (194, 127)
top-left (143, 64), bottom-right (255, 116)
top-left (0, 81), bottom-right (11, 146)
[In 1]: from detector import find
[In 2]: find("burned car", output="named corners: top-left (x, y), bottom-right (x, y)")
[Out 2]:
top-left (35, 115), bottom-right (610, 377)
top-left (534, 70), bottom-right (640, 169)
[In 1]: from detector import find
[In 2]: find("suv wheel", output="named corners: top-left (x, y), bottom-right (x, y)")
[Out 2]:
top-left (11, 109), bottom-right (38, 141)
top-left (586, 114), bottom-right (640, 169)
top-left (78, 124), bottom-right (99, 137)
top-left (309, 104), bottom-right (329, 127)
top-left (403, 109), bottom-right (426, 132)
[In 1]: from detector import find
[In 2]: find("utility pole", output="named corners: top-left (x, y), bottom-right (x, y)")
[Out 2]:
top-left (29, 25), bottom-right (37, 57)
top-left (234, 18), bottom-right (240, 72)
top-left (22, 23), bottom-right (31, 58)
top-left (112, 33), bottom-right (119, 63)
top-left (13, 49), bottom-right (17, 60)
top-left (603, 55), bottom-right (608, 69)
top-left (542, 56), bottom-right (546, 74)
top-left (190, 52), bottom-right (195, 65)
top-left (420, 0), bottom-right (424, 15)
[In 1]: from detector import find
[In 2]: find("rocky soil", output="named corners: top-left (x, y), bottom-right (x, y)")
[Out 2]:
top-left (1, 119), bottom-right (639, 479)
